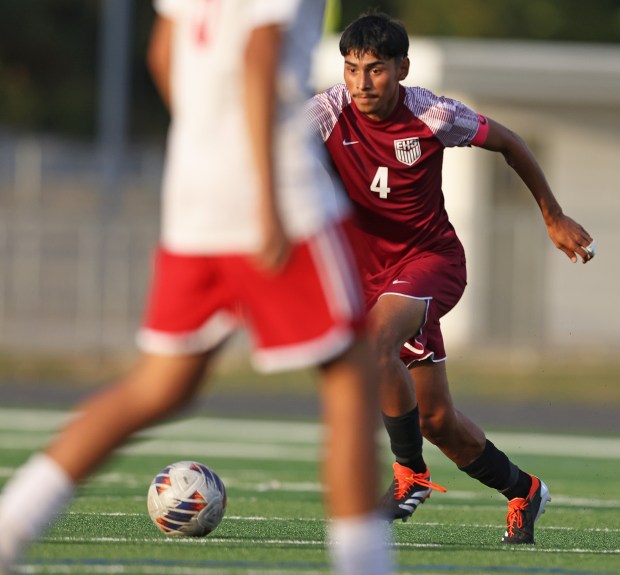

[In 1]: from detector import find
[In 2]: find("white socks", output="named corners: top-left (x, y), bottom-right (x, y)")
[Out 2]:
top-left (0, 453), bottom-right (74, 566)
top-left (329, 510), bottom-right (394, 575)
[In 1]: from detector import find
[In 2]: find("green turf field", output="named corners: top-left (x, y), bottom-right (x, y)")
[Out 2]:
top-left (1, 407), bottom-right (618, 575)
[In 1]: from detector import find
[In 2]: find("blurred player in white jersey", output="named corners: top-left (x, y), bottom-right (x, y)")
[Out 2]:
top-left (0, 2), bottom-right (392, 574)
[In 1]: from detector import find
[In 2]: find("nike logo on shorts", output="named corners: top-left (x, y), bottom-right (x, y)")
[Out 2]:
top-left (343, 139), bottom-right (359, 146)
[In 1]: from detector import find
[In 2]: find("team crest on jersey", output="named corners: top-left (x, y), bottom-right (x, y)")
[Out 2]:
top-left (394, 137), bottom-right (421, 166)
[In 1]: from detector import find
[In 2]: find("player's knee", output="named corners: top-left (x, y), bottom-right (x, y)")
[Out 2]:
top-left (372, 334), bottom-right (401, 370)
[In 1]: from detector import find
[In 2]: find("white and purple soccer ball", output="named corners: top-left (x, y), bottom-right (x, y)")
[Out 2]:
top-left (147, 460), bottom-right (227, 537)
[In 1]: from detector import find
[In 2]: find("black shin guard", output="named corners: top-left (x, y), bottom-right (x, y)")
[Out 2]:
top-left (459, 440), bottom-right (531, 499)
top-left (382, 406), bottom-right (426, 473)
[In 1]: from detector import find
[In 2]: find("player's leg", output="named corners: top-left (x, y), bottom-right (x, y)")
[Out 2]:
top-left (237, 225), bottom-right (393, 575)
top-left (412, 359), bottom-right (485, 466)
top-left (369, 294), bottom-right (423, 417)
top-left (319, 336), bottom-right (393, 575)
top-left (319, 336), bottom-right (380, 517)
top-left (49, 352), bottom-right (212, 480)
top-left (0, 249), bottom-right (236, 569)
top-left (368, 294), bottom-right (445, 522)
top-left (0, 351), bottom-right (214, 569)
top-left (413, 359), bottom-right (551, 543)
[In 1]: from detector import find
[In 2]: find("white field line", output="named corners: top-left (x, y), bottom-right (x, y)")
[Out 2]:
top-left (42, 535), bottom-right (324, 546)
top-left (89, 473), bottom-right (620, 509)
top-left (121, 439), bottom-right (319, 461)
top-left (36, 534), bottom-right (620, 554)
top-left (66, 472), bottom-right (620, 509)
top-left (67, 512), bottom-right (316, 521)
top-left (0, 408), bottom-right (619, 460)
top-left (15, 566), bottom-right (329, 575)
top-left (16, 568), bottom-right (330, 575)
top-left (396, 542), bottom-right (620, 554)
top-left (63, 511), bottom-right (620, 534)
top-left (0, 409), bottom-right (323, 442)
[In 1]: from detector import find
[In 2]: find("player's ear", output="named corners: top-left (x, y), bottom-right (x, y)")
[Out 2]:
top-left (398, 56), bottom-right (410, 81)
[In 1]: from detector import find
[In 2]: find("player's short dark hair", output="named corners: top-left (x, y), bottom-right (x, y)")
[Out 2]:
top-left (339, 12), bottom-right (409, 61)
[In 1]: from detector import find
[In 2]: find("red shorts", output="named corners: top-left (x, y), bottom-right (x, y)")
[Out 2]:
top-left (370, 251), bottom-right (467, 366)
top-left (137, 223), bottom-right (366, 372)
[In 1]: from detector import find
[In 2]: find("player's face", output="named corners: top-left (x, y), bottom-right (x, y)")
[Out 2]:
top-left (343, 51), bottom-right (409, 121)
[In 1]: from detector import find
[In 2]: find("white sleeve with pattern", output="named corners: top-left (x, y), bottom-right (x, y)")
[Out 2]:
top-left (306, 84), bottom-right (350, 143)
top-left (404, 86), bottom-right (481, 148)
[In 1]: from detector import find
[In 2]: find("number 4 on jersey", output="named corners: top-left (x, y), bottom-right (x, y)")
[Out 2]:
top-left (370, 166), bottom-right (391, 199)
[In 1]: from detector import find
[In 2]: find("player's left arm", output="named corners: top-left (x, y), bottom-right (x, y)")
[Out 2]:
top-left (480, 117), bottom-right (594, 264)
top-left (243, 22), bottom-right (291, 272)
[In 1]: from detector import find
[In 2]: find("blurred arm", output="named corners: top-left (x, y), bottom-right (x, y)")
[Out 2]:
top-left (147, 15), bottom-right (173, 110)
top-left (243, 23), bottom-right (290, 271)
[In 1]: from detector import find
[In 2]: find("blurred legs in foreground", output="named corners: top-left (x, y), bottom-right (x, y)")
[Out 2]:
top-left (0, 340), bottom-right (392, 575)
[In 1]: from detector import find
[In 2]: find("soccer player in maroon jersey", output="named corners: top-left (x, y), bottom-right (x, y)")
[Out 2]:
top-left (307, 12), bottom-right (595, 544)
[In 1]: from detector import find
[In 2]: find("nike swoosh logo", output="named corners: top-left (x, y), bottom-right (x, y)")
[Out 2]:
top-left (343, 139), bottom-right (359, 146)
top-left (392, 279), bottom-right (409, 284)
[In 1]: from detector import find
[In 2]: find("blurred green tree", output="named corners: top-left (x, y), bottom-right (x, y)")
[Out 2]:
top-left (392, 0), bottom-right (620, 42)
top-left (0, 0), bottom-right (98, 136)
top-left (0, 0), bottom-right (163, 140)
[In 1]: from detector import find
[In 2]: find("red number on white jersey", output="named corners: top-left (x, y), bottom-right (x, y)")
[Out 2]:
top-left (193, 0), bottom-right (221, 46)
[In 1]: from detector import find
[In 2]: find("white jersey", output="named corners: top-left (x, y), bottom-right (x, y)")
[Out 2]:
top-left (154, 0), bottom-right (342, 254)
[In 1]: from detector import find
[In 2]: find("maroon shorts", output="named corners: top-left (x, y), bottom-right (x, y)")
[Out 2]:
top-left (369, 251), bottom-right (467, 366)
top-left (138, 222), bottom-right (366, 373)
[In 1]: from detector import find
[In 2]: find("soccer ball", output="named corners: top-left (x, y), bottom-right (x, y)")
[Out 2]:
top-left (147, 460), bottom-right (227, 537)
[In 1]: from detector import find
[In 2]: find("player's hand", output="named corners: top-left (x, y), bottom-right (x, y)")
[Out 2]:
top-left (546, 213), bottom-right (595, 264)
top-left (254, 213), bottom-right (291, 273)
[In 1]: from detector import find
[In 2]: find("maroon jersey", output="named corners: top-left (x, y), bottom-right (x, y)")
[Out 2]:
top-left (307, 84), bottom-right (488, 296)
